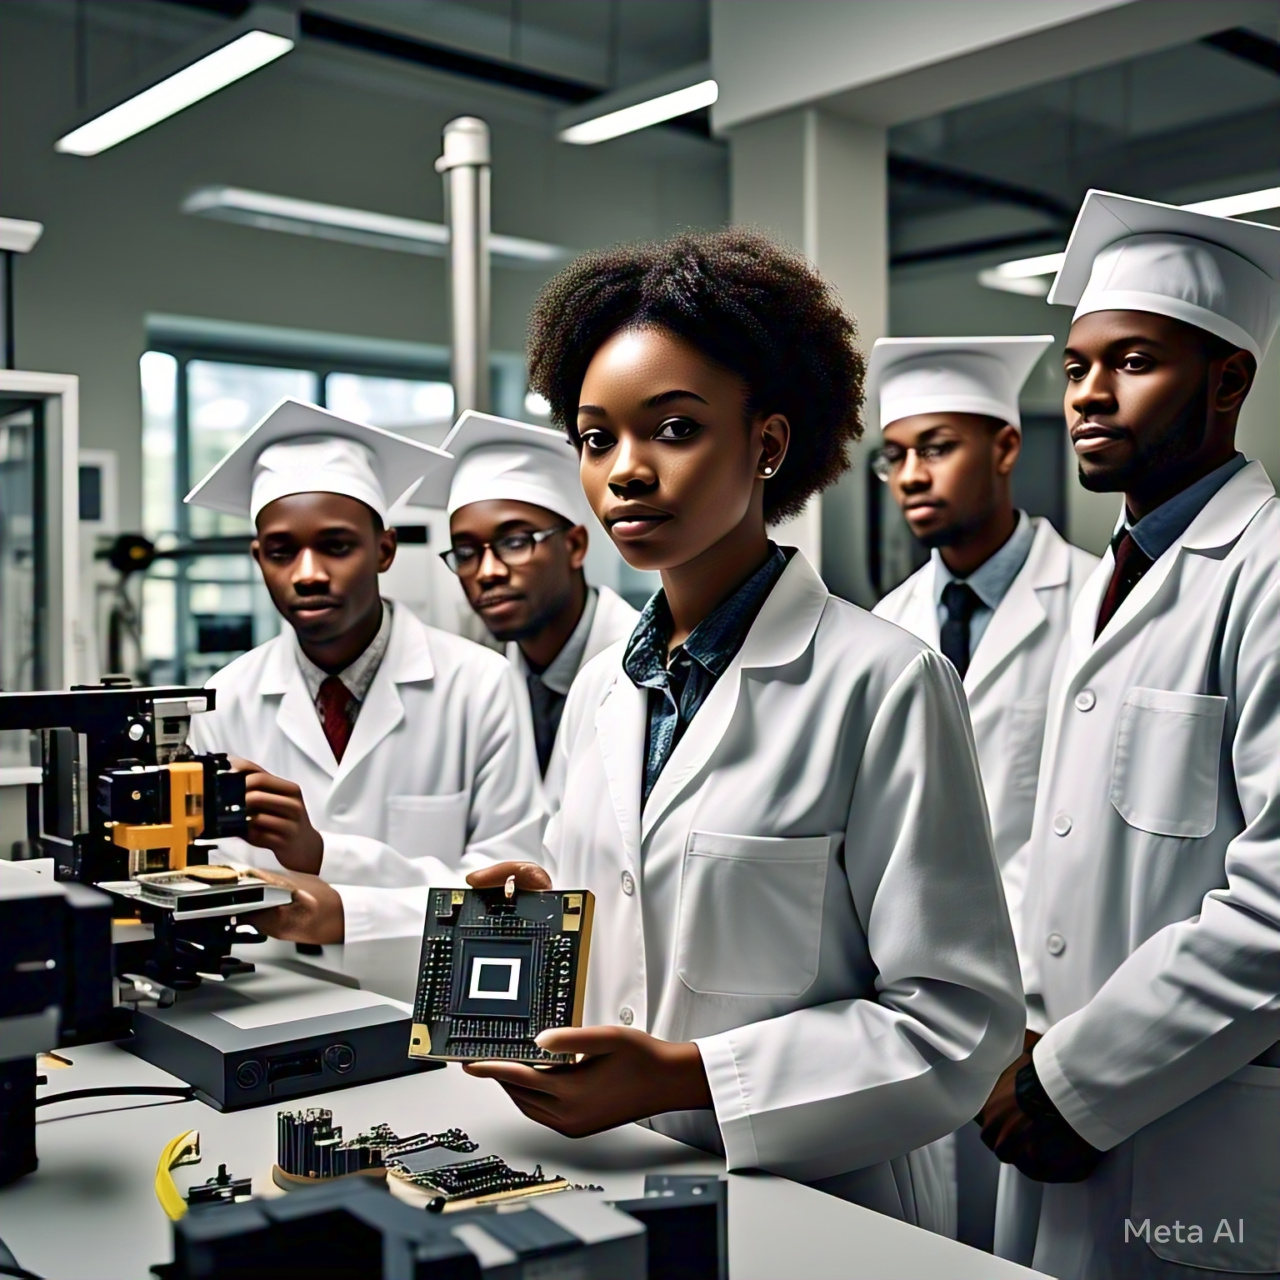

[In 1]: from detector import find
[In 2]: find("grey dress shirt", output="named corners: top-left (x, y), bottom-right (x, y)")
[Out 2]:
top-left (933, 510), bottom-right (1036, 657)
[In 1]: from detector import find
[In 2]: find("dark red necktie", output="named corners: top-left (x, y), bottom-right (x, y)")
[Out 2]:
top-left (1095, 532), bottom-right (1153, 638)
top-left (316, 675), bottom-right (355, 762)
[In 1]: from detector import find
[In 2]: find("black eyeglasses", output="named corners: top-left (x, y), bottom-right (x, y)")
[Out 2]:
top-left (870, 440), bottom-right (959, 482)
top-left (440, 526), bottom-right (570, 576)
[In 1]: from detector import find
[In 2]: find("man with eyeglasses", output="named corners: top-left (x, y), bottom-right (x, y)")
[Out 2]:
top-left (433, 411), bottom-right (638, 793)
top-left (870, 338), bottom-right (1096, 1252)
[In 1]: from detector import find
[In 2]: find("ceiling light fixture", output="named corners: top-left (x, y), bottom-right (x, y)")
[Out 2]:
top-left (979, 186), bottom-right (1280, 295)
top-left (182, 186), bottom-right (570, 267)
top-left (0, 219), bottom-right (44, 254)
top-left (556, 63), bottom-right (717, 145)
top-left (56, 6), bottom-right (295, 156)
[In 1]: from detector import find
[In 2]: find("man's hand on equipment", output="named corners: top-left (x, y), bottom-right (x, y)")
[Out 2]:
top-left (465, 862), bottom-right (553, 892)
top-left (463, 1026), bottom-right (712, 1139)
top-left (248, 869), bottom-right (344, 944)
top-left (976, 1029), bottom-right (1104, 1182)
top-left (231, 757), bottom-right (324, 875)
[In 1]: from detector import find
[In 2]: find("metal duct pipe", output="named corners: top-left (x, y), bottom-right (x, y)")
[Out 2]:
top-left (436, 116), bottom-right (491, 414)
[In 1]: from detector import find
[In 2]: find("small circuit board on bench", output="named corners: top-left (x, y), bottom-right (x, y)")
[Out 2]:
top-left (408, 886), bottom-right (594, 1064)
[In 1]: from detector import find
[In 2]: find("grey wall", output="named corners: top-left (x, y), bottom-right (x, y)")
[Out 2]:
top-left (0, 0), bottom-right (728, 532)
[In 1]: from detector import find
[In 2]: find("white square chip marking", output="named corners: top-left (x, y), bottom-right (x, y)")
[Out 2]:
top-left (469, 957), bottom-right (521, 1001)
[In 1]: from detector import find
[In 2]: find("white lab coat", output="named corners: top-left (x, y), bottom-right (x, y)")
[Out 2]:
top-left (545, 551), bottom-right (1025, 1232)
top-left (188, 603), bottom-right (545, 943)
top-left (511, 585), bottom-right (640, 808)
top-left (876, 516), bottom-right (1097, 1250)
top-left (1003, 461), bottom-right (1280, 1279)
top-left (874, 517), bottom-right (1098, 938)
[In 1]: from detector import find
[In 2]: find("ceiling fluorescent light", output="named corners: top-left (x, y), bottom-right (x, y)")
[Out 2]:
top-left (979, 186), bottom-right (1280, 295)
top-left (976, 268), bottom-right (1054, 297)
top-left (56, 7), bottom-right (295, 156)
top-left (557, 63), bottom-right (717, 145)
top-left (1181, 186), bottom-right (1280, 217)
top-left (182, 186), bottom-right (570, 267)
top-left (0, 218), bottom-right (44, 254)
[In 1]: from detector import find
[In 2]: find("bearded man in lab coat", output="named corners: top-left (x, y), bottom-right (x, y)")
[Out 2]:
top-left (430, 411), bottom-right (638, 800)
top-left (976, 191), bottom-right (1280, 1280)
top-left (183, 399), bottom-right (545, 944)
top-left (871, 336), bottom-right (1097, 1252)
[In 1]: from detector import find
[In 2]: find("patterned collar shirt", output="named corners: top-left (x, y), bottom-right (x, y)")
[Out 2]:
top-left (623, 544), bottom-right (791, 808)
top-left (295, 599), bottom-right (394, 734)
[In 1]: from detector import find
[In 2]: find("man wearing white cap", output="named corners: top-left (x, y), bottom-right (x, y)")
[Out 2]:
top-left (974, 192), bottom-right (1280, 1280)
top-left (872, 336), bottom-right (1097, 928)
top-left (431, 411), bottom-right (638, 793)
top-left (870, 336), bottom-right (1097, 1251)
top-left (184, 398), bottom-right (544, 943)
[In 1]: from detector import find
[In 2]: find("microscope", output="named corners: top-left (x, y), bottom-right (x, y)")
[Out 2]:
top-left (0, 681), bottom-right (431, 1168)
top-left (0, 681), bottom-right (292, 1183)
top-left (0, 680), bottom-right (289, 991)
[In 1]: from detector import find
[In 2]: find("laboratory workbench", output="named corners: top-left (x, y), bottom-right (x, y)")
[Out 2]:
top-left (0, 940), bottom-right (1052, 1280)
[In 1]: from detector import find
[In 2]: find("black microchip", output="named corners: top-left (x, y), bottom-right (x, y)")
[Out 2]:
top-left (455, 938), bottom-right (534, 1017)
top-left (408, 887), bottom-right (594, 1064)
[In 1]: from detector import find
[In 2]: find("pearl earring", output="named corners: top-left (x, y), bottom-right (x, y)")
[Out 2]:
top-left (762, 466), bottom-right (774, 477)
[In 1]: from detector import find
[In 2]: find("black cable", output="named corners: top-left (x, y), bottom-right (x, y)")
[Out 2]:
top-left (34, 1086), bottom-right (197, 1108)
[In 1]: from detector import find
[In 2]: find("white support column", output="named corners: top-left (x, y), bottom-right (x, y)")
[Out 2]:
top-left (730, 108), bottom-right (902, 605)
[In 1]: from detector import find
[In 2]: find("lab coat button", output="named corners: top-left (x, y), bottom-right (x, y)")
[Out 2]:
top-left (1046, 933), bottom-right (1066, 956)
top-left (1074, 689), bottom-right (1097, 712)
top-left (620, 870), bottom-right (635, 896)
top-left (618, 1006), bottom-right (635, 1026)
top-left (1052, 812), bottom-right (1073, 836)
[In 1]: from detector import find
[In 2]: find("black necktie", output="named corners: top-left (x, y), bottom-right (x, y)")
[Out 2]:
top-left (940, 581), bottom-right (981, 680)
top-left (526, 673), bottom-right (566, 777)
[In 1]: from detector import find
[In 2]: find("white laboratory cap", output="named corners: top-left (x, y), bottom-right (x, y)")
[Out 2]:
top-left (868, 336), bottom-right (1054, 432)
top-left (422, 411), bottom-right (593, 528)
top-left (1048, 190), bottom-right (1280, 360)
top-left (184, 398), bottom-right (451, 524)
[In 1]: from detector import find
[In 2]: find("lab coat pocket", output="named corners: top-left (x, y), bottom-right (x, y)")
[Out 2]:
top-left (675, 831), bottom-right (830, 998)
top-left (1110, 688), bottom-right (1226, 838)
top-left (1006, 697), bottom-right (1047, 795)
top-left (1130, 1063), bottom-right (1280, 1271)
top-left (386, 791), bottom-right (470, 868)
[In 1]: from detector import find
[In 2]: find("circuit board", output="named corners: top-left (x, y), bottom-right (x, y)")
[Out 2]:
top-left (273, 1109), bottom-right (580, 1212)
top-left (408, 886), bottom-right (594, 1064)
top-left (386, 1140), bottom-right (573, 1212)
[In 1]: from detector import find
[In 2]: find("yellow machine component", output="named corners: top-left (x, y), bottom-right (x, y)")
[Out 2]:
top-left (155, 1129), bottom-right (202, 1221)
top-left (110, 762), bottom-right (206, 876)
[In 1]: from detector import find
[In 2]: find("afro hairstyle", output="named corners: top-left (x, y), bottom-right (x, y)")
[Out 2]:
top-left (526, 227), bottom-right (866, 524)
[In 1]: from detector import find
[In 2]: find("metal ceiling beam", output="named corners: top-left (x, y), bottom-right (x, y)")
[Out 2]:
top-left (888, 155), bottom-right (1073, 221)
top-left (890, 228), bottom-right (1064, 269)
top-left (1202, 27), bottom-right (1280, 76)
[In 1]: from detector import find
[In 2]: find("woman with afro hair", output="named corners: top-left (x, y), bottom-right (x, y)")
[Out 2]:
top-left (465, 229), bottom-right (1024, 1235)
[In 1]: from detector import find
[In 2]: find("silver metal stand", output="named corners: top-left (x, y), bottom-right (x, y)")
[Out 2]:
top-left (436, 117), bottom-right (492, 414)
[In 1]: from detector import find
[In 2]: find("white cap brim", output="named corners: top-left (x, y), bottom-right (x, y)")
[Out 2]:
top-left (426, 410), bottom-right (593, 529)
top-left (868, 336), bottom-right (1054, 432)
top-left (1048, 190), bottom-right (1280, 360)
top-left (184, 398), bottom-right (452, 523)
